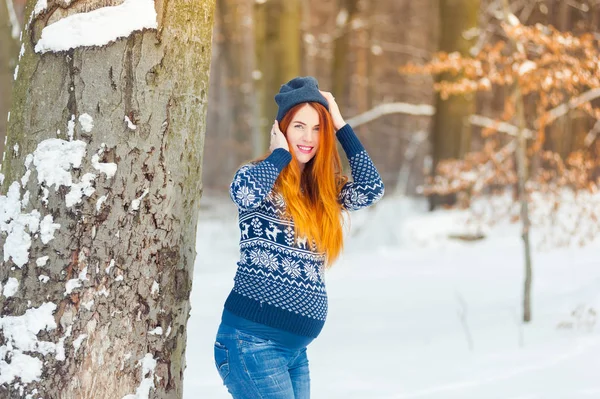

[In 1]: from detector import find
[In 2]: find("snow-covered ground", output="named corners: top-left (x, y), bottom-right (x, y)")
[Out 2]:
top-left (184, 194), bottom-right (600, 399)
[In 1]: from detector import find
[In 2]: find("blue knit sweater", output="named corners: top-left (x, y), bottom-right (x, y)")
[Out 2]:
top-left (224, 124), bottom-right (384, 338)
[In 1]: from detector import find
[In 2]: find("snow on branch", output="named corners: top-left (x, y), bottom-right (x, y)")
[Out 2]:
top-left (35, 0), bottom-right (157, 54)
top-left (347, 102), bottom-right (434, 128)
top-left (469, 114), bottom-right (533, 139)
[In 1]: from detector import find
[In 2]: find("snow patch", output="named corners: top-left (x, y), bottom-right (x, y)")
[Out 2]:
top-left (131, 189), bottom-right (149, 211)
top-left (20, 170), bottom-right (31, 188)
top-left (65, 279), bottom-right (81, 295)
top-left (33, 138), bottom-right (87, 189)
top-left (124, 115), bottom-right (137, 130)
top-left (65, 173), bottom-right (96, 207)
top-left (55, 325), bottom-right (72, 361)
top-left (39, 215), bottom-right (60, 244)
top-left (36, 256), bottom-right (49, 267)
top-left (106, 259), bottom-right (115, 274)
top-left (35, 0), bottom-right (158, 54)
top-left (92, 154), bottom-right (117, 179)
top-left (82, 300), bottom-right (94, 311)
top-left (96, 195), bottom-right (108, 212)
top-left (33, 0), bottom-right (47, 16)
top-left (3, 278), bottom-right (19, 297)
top-left (41, 187), bottom-right (49, 206)
top-left (122, 353), bottom-right (157, 399)
top-left (67, 115), bottom-right (75, 141)
top-left (73, 334), bottom-right (87, 353)
top-left (151, 281), bottom-right (159, 296)
top-left (78, 113), bottom-right (94, 133)
top-left (148, 327), bottom-right (162, 335)
top-left (21, 191), bottom-right (30, 208)
top-left (38, 275), bottom-right (50, 283)
top-left (0, 302), bottom-right (58, 384)
top-left (1, 182), bottom-right (41, 267)
top-left (65, 266), bottom-right (88, 296)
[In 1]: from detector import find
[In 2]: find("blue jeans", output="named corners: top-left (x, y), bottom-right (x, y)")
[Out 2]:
top-left (214, 323), bottom-right (311, 398)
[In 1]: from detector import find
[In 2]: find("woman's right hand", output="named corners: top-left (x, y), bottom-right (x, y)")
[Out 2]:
top-left (269, 120), bottom-right (289, 153)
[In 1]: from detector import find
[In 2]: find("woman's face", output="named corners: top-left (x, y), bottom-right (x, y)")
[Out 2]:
top-left (285, 104), bottom-right (320, 168)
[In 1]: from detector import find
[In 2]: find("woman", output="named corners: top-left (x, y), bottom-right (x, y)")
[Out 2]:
top-left (214, 76), bottom-right (384, 398)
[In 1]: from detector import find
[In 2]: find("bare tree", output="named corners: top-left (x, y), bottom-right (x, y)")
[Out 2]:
top-left (0, 0), bottom-right (215, 397)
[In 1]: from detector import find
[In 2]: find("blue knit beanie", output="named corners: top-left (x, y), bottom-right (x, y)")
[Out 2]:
top-left (274, 76), bottom-right (329, 122)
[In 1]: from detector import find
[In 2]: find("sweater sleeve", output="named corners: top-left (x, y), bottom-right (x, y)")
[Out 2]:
top-left (229, 148), bottom-right (292, 211)
top-left (336, 124), bottom-right (385, 211)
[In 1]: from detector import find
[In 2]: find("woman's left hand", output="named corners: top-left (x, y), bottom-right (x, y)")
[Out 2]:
top-left (319, 90), bottom-right (346, 131)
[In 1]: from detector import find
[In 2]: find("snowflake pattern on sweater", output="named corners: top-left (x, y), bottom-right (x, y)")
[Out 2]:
top-left (224, 124), bottom-right (384, 338)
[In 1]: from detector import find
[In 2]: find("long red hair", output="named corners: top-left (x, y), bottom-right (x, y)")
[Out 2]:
top-left (260, 102), bottom-right (348, 266)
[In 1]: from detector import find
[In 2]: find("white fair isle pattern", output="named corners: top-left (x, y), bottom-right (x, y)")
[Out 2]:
top-left (225, 126), bottom-right (384, 335)
top-left (339, 151), bottom-right (385, 211)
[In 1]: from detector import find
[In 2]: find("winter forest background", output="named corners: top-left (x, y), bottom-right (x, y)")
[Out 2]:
top-left (1, 0), bottom-right (600, 398)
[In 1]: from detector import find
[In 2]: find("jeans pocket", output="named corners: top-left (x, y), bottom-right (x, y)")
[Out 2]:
top-left (237, 330), bottom-right (272, 345)
top-left (214, 341), bottom-right (230, 381)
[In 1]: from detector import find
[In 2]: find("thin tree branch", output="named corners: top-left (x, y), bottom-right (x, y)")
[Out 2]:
top-left (5, 0), bottom-right (20, 39)
top-left (347, 102), bottom-right (434, 128)
top-left (543, 88), bottom-right (600, 126)
top-left (469, 114), bottom-right (534, 138)
top-left (584, 119), bottom-right (600, 147)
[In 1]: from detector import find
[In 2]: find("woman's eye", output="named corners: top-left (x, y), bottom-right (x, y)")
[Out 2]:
top-left (295, 124), bottom-right (304, 129)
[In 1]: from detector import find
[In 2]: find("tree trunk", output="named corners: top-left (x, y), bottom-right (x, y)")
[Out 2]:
top-left (515, 87), bottom-right (533, 323)
top-left (503, 0), bottom-right (533, 323)
top-left (253, 0), bottom-right (300, 157)
top-left (213, 0), bottom-right (252, 170)
top-left (331, 0), bottom-right (358, 112)
top-left (0, 0), bottom-right (20, 166)
top-left (429, 0), bottom-right (479, 210)
top-left (0, 0), bottom-right (215, 398)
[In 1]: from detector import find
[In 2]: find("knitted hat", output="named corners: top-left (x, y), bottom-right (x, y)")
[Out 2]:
top-left (274, 76), bottom-right (329, 122)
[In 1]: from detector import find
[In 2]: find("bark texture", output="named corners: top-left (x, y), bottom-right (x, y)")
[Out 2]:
top-left (0, 0), bottom-right (215, 398)
top-left (0, 0), bottom-right (20, 163)
top-left (429, 0), bottom-right (479, 210)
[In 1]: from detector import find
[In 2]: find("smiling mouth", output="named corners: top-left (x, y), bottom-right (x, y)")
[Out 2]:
top-left (297, 145), bottom-right (314, 154)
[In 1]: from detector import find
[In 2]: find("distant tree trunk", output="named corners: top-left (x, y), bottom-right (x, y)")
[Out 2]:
top-left (253, 0), bottom-right (300, 157)
top-left (0, 0), bottom-right (20, 166)
top-left (213, 0), bottom-right (253, 171)
top-left (331, 0), bottom-right (359, 112)
top-left (0, 1), bottom-right (215, 398)
top-left (429, 0), bottom-right (479, 210)
top-left (515, 87), bottom-right (533, 323)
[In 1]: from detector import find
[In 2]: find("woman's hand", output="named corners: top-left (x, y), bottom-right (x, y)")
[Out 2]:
top-left (269, 120), bottom-right (289, 153)
top-left (319, 90), bottom-right (346, 131)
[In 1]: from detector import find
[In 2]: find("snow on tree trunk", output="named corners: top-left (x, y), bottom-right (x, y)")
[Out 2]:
top-left (0, 0), bottom-right (215, 398)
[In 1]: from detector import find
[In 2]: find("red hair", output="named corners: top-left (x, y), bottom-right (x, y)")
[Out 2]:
top-left (259, 102), bottom-right (348, 266)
